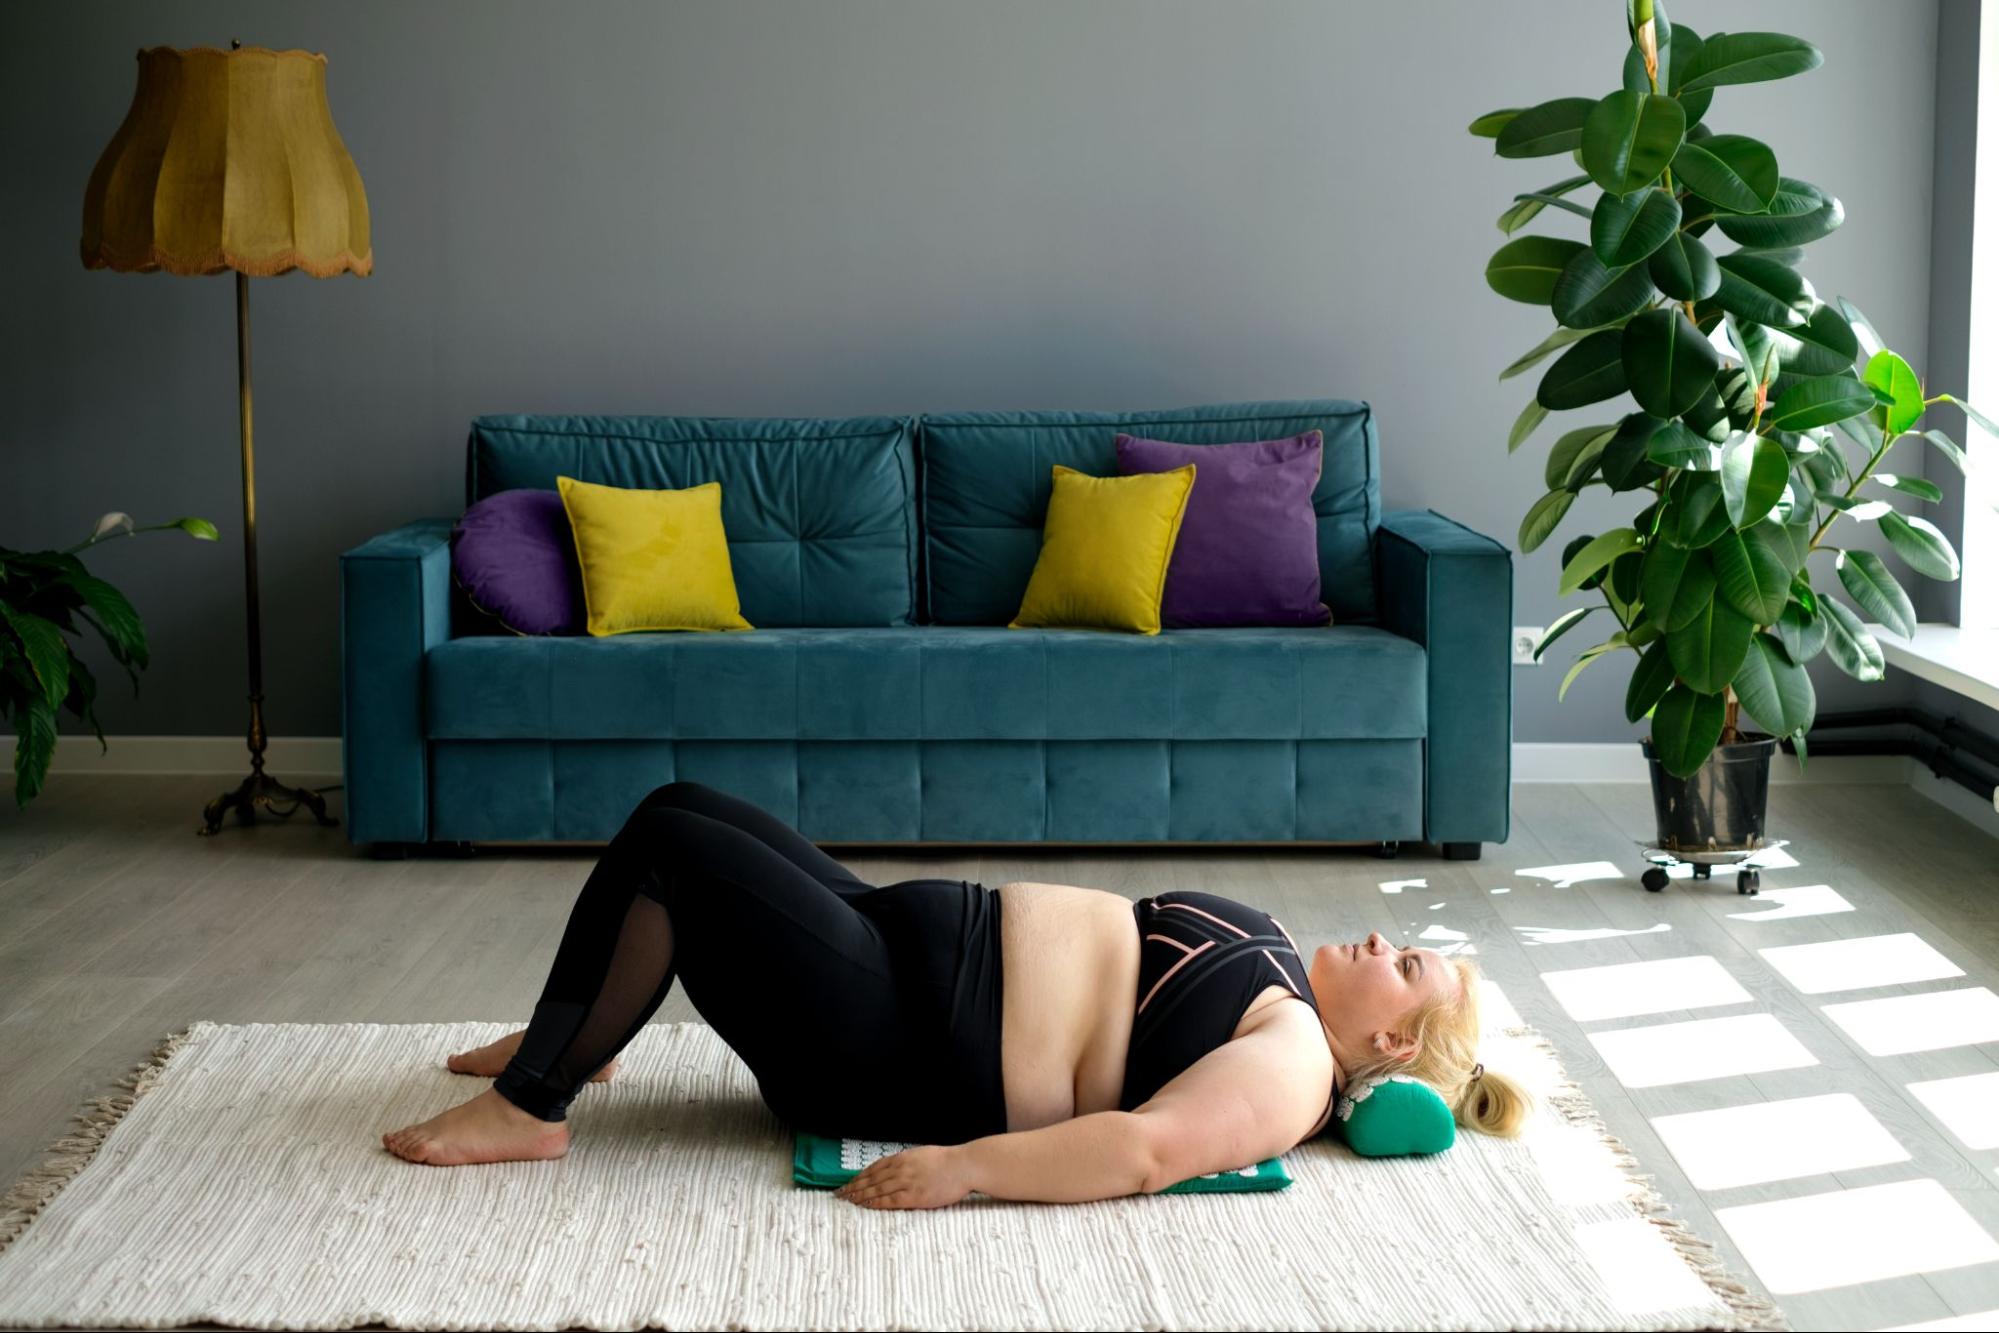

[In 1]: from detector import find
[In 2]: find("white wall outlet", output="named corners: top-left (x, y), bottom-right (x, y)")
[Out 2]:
top-left (1512, 627), bottom-right (1544, 665)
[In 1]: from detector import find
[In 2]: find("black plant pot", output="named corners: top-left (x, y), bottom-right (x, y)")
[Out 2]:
top-left (1639, 734), bottom-right (1778, 854)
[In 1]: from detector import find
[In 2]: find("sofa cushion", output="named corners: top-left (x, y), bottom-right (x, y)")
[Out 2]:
top-left (467, 415), bottom-right (917, 627)
top-left (920, 401), bottom-right (1379, 626)
top-left (425, 625), bottom-right (1426, 741)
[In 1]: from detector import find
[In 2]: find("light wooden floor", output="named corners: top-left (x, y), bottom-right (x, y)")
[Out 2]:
top-left (3, 774), bottom-right (1997, 1331)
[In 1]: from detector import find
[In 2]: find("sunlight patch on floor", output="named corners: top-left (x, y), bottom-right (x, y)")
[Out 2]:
top-left (1726, 884), bottom-right (1854, 921)
top-left (1821, 988), bottom-right (1999, 1057)
top-left (1648, 1093), bottom-right (1910, 1190)
top-left (1906, 1071), bottom-right (1999, 1151)
top-left (1758, 933), bottom-right (1965, 995)
top-left (1714, 1178), bottom-right (1999, 1294)
top-left (1541, 955), bottom-right (1752, 1023)
top-left (1589, 1013), bottom-right (1818, 1088)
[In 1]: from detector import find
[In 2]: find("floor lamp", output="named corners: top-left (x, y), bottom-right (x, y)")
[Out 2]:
top-left (79, 42), bottom-right (372, 836)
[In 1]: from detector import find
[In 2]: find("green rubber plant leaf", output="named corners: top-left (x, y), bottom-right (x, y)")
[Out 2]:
top-left (1503, 325), bottom-right (1599, 382)
top-left (1723, 314), bottom-right (1779, 392)
top-left (1815, 491), bottom-right (1891, 521)
top-left (1496, 97), bottom-right (1597, 158)
top-left (1871, 473), bottom-right (1944, 502)
top-left (1678, 32), bottom-right (1824, 92)
top-left (1710, 523), bottom-right (1792, 624)
top-left (1863, 349), bottom-right (1925, 436)
top-left (1921, 428), bottom-right (1968, 473)
top-left (1646, 419), bottom-right (1713, 468)
top-left (1498, 173), bottom-right (1593, 233)
top-left (1622, 307), bottom-right (1722, 418)
top-left (1720, 432), bottom-right (1789, 527)
top-left (1766, 303), bottom-right (1860, 375)
top-left (1767, 374), bottom-right (1878, 430)
top-left (1624, 638), bottom-right (1677, 724)
top-left (1879, 511), bottom-right (1961, 581)
top-left (1591, 189), bottom-right (1682, 267)
top-left (1487, 236), bottom-right (1588, 304)
top-left (1601, 411), bottom-right (1669, 490)
top-left (1836, 296), bottom-right (1887, 360)
top-left (1712, 253), bottom-right (1813, 328)
top-left (1546, 423), bottom-right (1620, 490)
top-left (1650, 681), bottom-right (1728, 778)
top-left (1535, 605), bottom-right (1598, 661)
top-left (1559, 633), bottom-right (1633, 701)
top-left (1939, 393), bottom-right (1999, 444)
top-left (1732, 633), bottom-right (1817, 737)
top-left (1642, 541), bottom-right (1719, 632)
top-left (1820, 595), bottom-right (1885, 679)
top-left (1508, 397), bottom-right (1550, 454)
top-left (1582, 91), bottom-right (1686, 195)
top-left (1560, 528), bottom-right (1644, 596)
top-left (1519, 489), bottom-right (1576, 553)
top-left (1470, 107), bottom-right (1523, 138)
top-left (1539, 328), bottom-right (1630, 409)
top-left (1646, 228), bottom-right (1721, 300)
top-left (1836, 549), bottom-right (1916, 638)
top-left (1666, 470), bottom-right (1734, 548)
top-left (1670, 134), bottom-right (1780, 213)
top-left (1552, 249), bottom-right (1658, 329)
top-left (1716, 178), bottom-right (1843, 247)
top-left (1667, 593), bottom-right (1754, 693)
top-left (1775, 598), bottom-right (1828, 664)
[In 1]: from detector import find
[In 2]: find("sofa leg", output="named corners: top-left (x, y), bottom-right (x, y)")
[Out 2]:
top-left (1440, 842), bottom-right (1482, 861)
top-left (367, 842), bottom-right (414, 860)
top-left (1374, 841), bottom-right (1400, 859)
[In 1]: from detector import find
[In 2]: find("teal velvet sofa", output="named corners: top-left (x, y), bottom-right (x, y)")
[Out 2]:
top-left (340, 401), bottom-right (1511, 857)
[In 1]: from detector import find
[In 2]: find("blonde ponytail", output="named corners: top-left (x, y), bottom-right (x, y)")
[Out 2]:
top-left (1340, 957), bottom-right (1531, 1137)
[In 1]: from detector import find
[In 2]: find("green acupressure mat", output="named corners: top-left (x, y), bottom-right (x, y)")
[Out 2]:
top-left (793, 1131), bottom-right (1291, 1194)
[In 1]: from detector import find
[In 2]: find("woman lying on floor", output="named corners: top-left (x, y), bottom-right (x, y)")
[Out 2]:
top-left (383, 781), bottom-right (1529, 1207)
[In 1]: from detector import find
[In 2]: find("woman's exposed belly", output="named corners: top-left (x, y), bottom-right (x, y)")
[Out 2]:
top-left (995, 881), bottom-right (1299, 1133)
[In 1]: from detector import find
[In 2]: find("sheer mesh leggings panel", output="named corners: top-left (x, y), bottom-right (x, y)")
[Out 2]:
top-left (491, 784), bottom-right (893, 1123)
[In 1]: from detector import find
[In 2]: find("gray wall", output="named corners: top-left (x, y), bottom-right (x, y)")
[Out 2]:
top-left (0, 1), bottom-right (1944, 745)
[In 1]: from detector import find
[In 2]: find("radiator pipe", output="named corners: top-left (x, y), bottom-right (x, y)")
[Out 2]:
top-left (1800, 705), bottom-right (1999, 773)
top-left (1780, 733), bottom-right (1999, 804)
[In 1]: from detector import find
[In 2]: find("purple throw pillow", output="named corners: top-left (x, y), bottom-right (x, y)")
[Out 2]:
top-left (450, 489), bottom-right (585, 636)
top-left (1113, 430), bottom-right (1332, 628)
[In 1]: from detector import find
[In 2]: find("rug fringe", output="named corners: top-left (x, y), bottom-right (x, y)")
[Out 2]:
top-left (0, 1025), bottom-right (195, 1258)
top-left (1502, 1024), bottom-right (1790, 1333)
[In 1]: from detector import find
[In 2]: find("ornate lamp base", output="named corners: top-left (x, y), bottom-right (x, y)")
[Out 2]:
top-left (199, 766), bottom-right (338, 836)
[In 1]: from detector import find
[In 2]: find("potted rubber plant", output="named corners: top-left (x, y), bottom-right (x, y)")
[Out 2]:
top-left (3, 511), bottom-right (217, 808)
top-left (1473, 1), bottom-right (1992, 862)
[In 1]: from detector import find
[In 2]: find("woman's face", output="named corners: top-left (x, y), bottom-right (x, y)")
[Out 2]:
top-left (1309, 931), bottom-right (1459, 1068)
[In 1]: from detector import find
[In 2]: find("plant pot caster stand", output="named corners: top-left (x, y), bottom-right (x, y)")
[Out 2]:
top-left (1636, 839), bottom-right (1788, 896)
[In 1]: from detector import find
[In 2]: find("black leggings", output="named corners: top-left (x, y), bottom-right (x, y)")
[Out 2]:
top-left (492, 781), bottom-right (1008, 1145)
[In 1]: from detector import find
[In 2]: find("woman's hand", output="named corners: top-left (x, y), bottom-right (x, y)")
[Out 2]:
top-left (833, 1145), bottom-right (973, 1210)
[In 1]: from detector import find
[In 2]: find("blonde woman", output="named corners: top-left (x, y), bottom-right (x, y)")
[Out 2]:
top-left (383, 781), bottom-right (1528, 1206)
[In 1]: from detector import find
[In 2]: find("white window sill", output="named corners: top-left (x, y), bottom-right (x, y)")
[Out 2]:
top-left (1862, 623), bottom-right (1999, 712)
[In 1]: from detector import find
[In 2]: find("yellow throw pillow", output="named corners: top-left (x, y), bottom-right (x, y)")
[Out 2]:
top-left (556, 475), bottom-right (754, 635)
top-left (1008, 463), bottom-right (1197, 635)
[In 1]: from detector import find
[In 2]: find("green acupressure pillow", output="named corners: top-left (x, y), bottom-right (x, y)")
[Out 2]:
top-left (1334, 1074), bottom-right (1457, 1157)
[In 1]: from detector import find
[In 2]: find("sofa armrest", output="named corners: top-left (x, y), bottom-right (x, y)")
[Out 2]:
top-left (1376, 510), bottom-right (1513, 847)
top-left (340, 518), bottom-right (455, 846)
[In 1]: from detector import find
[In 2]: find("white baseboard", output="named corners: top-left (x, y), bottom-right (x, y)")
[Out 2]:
top-left (1906, 763), bottom-right (1999, 838)
top-left (32, 734), bottom-right (343, 778)
top-left (1511, 742), bottom-right (1917, 785)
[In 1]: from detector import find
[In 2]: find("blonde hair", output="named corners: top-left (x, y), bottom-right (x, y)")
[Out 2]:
top-left (1338, 957), bottom-right (1531, 1137)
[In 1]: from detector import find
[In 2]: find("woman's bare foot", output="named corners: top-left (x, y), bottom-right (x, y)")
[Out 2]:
top-left (446, 1028), bottom-right (618, 1083)
top-left (383, 1087), bottom-right (570, 1166)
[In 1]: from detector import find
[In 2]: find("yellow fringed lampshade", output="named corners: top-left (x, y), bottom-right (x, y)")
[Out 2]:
top-left (80, 45), bottom-right (371, 278)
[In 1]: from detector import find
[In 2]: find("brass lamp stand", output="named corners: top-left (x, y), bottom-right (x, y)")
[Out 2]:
top-left (79, 42), bottom-right (372, 835)
top-left (197, 271), bottom-right (337, 835)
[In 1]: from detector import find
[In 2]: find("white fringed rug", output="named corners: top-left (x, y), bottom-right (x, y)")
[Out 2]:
top-left (0, 1020), bottom-right (1783, 1332)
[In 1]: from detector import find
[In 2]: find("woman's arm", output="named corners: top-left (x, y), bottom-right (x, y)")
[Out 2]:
top-left (956, 1111), bottom-right (1155, 1204)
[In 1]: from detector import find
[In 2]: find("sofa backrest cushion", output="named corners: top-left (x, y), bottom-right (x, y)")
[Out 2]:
top-left (467, 415), bottom-right (918, 628)
top-left (919, 401), bottom-right (1380, 624)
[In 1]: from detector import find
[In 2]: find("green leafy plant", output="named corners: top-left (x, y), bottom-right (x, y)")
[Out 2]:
top-left (2, 511), bottom-right (217, 808)
top-left (1475, 0), bottom-right (1994, 778)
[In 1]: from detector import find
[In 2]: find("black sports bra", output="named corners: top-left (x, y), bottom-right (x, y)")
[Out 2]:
top-left (1118, 891), bottom-right (1337, 1129)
